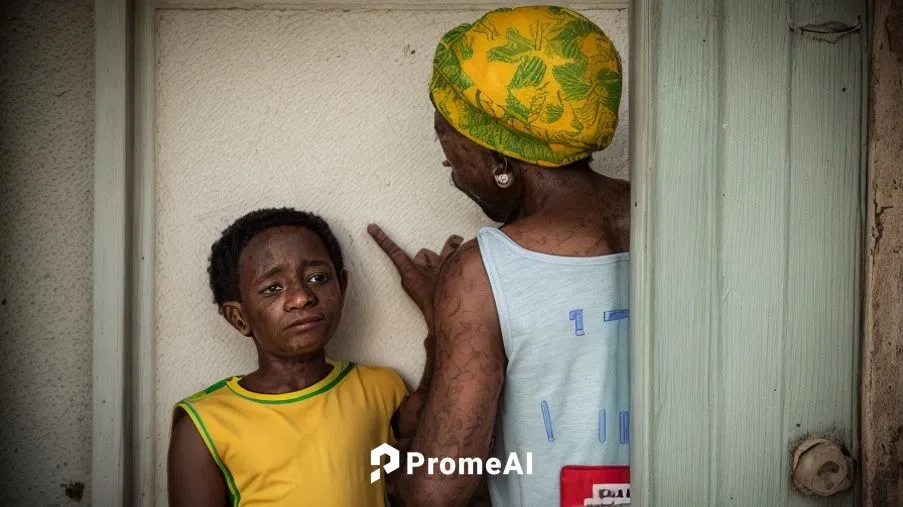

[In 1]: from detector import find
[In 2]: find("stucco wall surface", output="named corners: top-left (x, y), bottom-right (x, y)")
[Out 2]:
top-left (0, 0), bottom-right (95, 505)
top-left (153, 8), bottom-right (628, 501)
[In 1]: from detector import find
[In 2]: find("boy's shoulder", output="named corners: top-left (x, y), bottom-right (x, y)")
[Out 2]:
top-left (345, 361), bottom-right (409, 398)
top-left (351, 361), bottom-right (403, 380)
top-left (176, 377), bottom-right (234, 407)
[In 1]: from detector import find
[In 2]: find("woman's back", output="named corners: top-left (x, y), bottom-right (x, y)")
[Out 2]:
top-left (476, 227), bottom-right (630, 507)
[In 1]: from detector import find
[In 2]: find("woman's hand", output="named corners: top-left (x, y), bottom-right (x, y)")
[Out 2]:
top-left (367, 224), bottom-right (462, 330)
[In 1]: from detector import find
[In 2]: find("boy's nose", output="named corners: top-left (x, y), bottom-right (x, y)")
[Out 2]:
top-left (285, 285), bottom-right (317, 310)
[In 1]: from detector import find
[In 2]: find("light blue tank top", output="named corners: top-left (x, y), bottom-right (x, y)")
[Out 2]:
top-left (477, 227), bottom-right (630, 507)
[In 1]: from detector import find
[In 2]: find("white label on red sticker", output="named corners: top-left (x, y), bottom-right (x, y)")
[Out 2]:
top-left (583, 483), bottom-right (630, 506)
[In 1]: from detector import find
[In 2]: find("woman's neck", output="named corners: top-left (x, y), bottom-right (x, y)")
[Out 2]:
top-left (515, 161), bottom-right (601, 219)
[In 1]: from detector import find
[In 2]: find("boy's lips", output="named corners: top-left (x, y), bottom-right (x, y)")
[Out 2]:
top-left (284, 314), bottom-right (325, 331)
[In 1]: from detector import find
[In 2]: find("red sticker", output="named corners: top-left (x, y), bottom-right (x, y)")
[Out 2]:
top-left (560, 465), bottom-right (630, 506)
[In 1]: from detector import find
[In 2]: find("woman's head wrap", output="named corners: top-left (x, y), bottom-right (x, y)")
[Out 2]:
top-left (429, 5), bottom-right (622, 167)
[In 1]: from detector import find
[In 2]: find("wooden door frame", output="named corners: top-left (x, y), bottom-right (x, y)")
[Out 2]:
top-left (861, 0), bottom-right (903, 505)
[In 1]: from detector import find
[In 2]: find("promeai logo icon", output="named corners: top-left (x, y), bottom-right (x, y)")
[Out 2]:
top-left (370, 443), bottom-right (400, 483)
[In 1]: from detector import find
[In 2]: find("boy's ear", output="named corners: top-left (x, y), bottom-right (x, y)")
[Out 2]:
top-left (222, 302), bottom-right (252, 337)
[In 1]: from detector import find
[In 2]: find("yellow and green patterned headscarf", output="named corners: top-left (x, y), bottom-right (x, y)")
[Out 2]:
top-left (429, 5), bottom-right (622, 167)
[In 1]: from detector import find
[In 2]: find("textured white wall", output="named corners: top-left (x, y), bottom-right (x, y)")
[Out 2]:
top-left (0, 0), bottom-right (94, 505)
top-left (154, 8), bottom-right (628, 501)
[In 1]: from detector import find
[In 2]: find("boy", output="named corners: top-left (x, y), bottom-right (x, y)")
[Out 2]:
top-left (167, 207), bottom-right (408, 507)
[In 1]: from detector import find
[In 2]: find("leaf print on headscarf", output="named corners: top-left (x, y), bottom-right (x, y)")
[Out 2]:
top-left (509, 57), bottom-right (547, 90)
top-left (460, 36), bottom-right (474, 60)
top-left (569, 104), bottom-right (585, 136)
top-left (507, 82), bottom-right (549, 127)
top-left (549, 19), bottom-right (597, 60)
top-left (571, 95), bottom-right (618, 150)
top-left (528, 19), bottom-right (548, 52)
top-left (552, 58), bottom-right (590, 101)
top-left (594, 39), bottom-right (621, 69)
top-left (544, 91), bottom-right (565, 123)
top-left (471, 17), bottom-right (501, 42)
top-left (475, 89), bottom-right (503, 118)
top-left (488, 27), bottom-right (537, 63)
top-left (461, 98), bottom-right (504, 147)
top-left (545, 104), bottom-right (564, 123)
top-left (595, 68), bottom-right (622, 113)
top-left (505, 95), bottom-right (531, 124)
top-left (525, 88), bottom-right (549, 126)
top-left (575, 96), bottom-right (603, 135)
top-left (434, 41), bottom-right (474, 91)
top-left (443, 22), bottom-right (472, 45)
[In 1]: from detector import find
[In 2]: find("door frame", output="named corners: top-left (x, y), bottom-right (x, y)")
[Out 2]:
top-left (92, 1), bottom-right (630, 506)
top-left (861, 0), bottom-right (903, 505)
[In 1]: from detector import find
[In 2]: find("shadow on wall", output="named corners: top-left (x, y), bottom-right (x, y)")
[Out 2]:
top-left (0, 0), bottom-right (95, 505)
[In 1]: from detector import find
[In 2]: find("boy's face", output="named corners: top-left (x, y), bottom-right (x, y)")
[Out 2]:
top-left (222, 225), bottom-right (346, 358)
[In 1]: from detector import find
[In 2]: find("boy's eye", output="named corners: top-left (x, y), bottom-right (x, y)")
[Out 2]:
top-left (261, 284), bottom-right (282, 294)
top-left (307, 273), bottom-right (328, 284)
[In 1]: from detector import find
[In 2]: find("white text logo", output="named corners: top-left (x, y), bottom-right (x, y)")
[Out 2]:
top-left (370, 443), bottom-right (532, 484)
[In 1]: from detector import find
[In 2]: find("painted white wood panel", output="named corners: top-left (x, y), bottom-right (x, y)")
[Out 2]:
top-left (719, 0), bottom-right (792, 503)
top-left (133, 1), bottom-right (157, 505)
top-left (640, 1), bottom-right (722, 504)
top-left (634, 0), bottom-right (864, 504)
top-left (785, 0), bottom-right (863, 504)
top-left (92, 0), bottom-right (130, 505)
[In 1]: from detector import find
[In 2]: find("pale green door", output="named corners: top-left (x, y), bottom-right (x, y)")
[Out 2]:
top-left (630, 0), bottom-right (865, 504)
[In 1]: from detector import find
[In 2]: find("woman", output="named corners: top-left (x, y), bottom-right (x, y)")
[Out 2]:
top-left (371, 6), bottom-right (630, 506)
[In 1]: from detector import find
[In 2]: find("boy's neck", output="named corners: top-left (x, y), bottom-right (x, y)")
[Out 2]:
top-left (241, 349), bottom-right (334, 394)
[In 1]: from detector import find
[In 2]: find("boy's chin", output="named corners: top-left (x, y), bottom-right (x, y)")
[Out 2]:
top-left (276, 334), bottom-right (332, 359)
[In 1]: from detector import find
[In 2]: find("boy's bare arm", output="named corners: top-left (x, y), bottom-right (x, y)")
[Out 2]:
top-left (168, 409), bottom-right (229, 507)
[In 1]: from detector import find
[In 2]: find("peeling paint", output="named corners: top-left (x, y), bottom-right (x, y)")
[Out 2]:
top-left (872, 202), bottom-right (895, 255)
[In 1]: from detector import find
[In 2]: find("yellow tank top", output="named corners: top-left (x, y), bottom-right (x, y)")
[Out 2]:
top-left (175, 358), bottom-right (407, 507)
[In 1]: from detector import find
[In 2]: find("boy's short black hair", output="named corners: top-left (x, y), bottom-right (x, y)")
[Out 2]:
top-left (208, 207), bottom-right (344, 308)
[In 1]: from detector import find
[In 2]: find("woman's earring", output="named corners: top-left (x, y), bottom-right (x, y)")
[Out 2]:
top-left (493, 158), bottom-right (513, 188)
